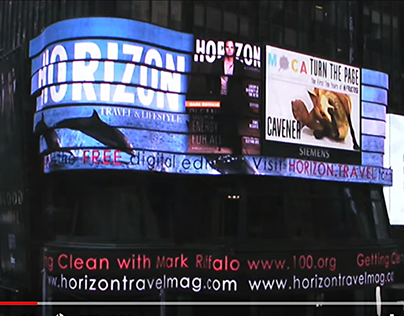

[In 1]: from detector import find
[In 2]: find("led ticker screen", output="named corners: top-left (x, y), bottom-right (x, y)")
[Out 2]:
top-left (44, 247), bottom-right (399, 295)
top-left (264, 45), bottom-right (361, 165)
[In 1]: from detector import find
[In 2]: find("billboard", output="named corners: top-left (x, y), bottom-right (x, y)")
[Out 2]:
top-left (264, 46), bottom-right (361, 164)
top-left (30, 19), bottom-right (261, 167)
top-left (30, 18), bottom-right (194, 156)
top-left (43, 246), bottom-right (399, 296)
top-left (187, 38), bottom-right (261, 155)
top-left (29, 18), bottom-right (393, 185)
top-left (42, 149), bottom-right (392, 185)
top-left (384, 114), bottom-right (404, 225)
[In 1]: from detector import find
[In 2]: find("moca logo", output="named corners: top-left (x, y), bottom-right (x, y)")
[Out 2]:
top-left (267, 52), bottom-right (308, 74)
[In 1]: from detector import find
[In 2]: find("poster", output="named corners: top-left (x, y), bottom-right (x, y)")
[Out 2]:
top-left (186, 38), bottom-right (261, 155)
top-left (265, 46), bottom-right (361, 158)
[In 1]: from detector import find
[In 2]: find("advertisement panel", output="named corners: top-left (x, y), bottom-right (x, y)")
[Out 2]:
top-left (43, 246), bottom-right (399, 295)
top-left (384, 114), bottom-right (404, 225)
top-left (187, 38), bottom-right (261, 155)
top-left (30, 18), bottom-right (194, 156)
top-left (30, 19), bottom-right (262, 175)
top-left (30, 18), bottom-right (393, 185)
top-left (42, 149), bottom-right (392, 185)
top-left (264, 46), bottom-right (361, 164)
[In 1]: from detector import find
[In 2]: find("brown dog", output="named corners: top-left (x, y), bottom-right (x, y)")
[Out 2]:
top-left (291, 88), bottom-right (360, 150)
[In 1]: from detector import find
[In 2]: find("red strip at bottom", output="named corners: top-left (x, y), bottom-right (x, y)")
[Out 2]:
top-left (0, 302), bottom-right (38, 305)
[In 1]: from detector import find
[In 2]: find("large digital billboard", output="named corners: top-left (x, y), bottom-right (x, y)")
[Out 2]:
top-left (29, 18), bottom-right (393, 186)
top-left (264, 46), bottom-right (361, 164)
top-left (384, 114), bottom-right (404, 225)
top-left (30, 19), bottom-right (261, 171)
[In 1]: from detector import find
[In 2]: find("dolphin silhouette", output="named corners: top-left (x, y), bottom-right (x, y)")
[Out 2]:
top-left (34, 113), bottom-right (62, 152)
top-left (53, 110), bottom-right (135, 155)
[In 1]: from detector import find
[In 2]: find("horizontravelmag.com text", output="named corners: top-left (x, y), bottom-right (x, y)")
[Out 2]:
top-left (43, 251), bottom-right (399, 293)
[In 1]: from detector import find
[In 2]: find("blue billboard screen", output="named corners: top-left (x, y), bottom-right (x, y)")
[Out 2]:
top-left (30, 17), bottom-right (194, 155)
top-left (29, 18), bottom-right (392, 185)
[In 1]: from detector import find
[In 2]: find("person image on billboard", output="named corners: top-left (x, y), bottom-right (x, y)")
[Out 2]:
top-left (209, 40), bottom-right (247, 155)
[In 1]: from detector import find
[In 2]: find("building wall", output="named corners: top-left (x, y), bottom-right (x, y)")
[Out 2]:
top-left (0, 0), bottom-right (402, 110)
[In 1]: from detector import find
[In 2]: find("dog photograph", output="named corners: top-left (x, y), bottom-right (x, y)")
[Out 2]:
top-left (265, 79), bottom-right (361, 151)
top-left (265, 45), bottom-right (361, 152)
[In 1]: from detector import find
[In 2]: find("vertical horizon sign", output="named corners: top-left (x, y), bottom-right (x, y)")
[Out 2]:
top-left (384, 113), bottom-right (404, 225)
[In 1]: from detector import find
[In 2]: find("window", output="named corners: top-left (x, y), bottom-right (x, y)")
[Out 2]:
top-left (44, 172), bottom-right (390, 245)
top-left (115, 0), bottom-right (132, 19)
top-left (221, 194), bottom-right (240, 238)
top-left (270, 1), bottom-right (283, 10)
top-left (337, 2), bottom-right (349, 29)
top-left (170, 0), bottom-right (182, 30)
top-left (70, 185), bottom-right (162, 242)
top-left (371, 50), bottom-right (382, 70)
top-left (223, 11), bottom-right (237, 34)
top-left (240, 16), bottom-right (250, 38)
top-left (345, 186), bottom-right (376, 239)
top-left (314, 188), bottom-right (348, 240)
top-left (270, 25), bottom-right (283, 45)
top-left (174, 179), bottom-right (217, 242)
top-left (370, 188), bottom-right (390, 240)
top-left (247, 191), bottom-right (286, 240)
top-left (194, 3), bottom-right (204, 27)
top-left (132, 1), bottom-right (150, 22)
top-left (43, 174), bottom-right (170, 243)
top-left (151, 0), bottom-right (168, 27)
top-left (284, 184), bottom-right (314, 240)
top-left (326, 2), bottom-right (336, 26)
top-left (298, 29), bottom-right (309, 52)
top-left (315, 6), bottom-right (324, 22)
top-left (284, 28), bottom-right (297, 48)
top-left (206, 6), bottom-right (222, 31)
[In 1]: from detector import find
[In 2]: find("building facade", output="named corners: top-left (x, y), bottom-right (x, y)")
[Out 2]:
top-left (0, 1), bottom-right (402, 316)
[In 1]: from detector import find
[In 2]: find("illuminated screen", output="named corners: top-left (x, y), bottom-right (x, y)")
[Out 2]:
top-left (44, 247), bottom-right (399, 295)
top-left (30, 19), bottom-right (263, 173)
top-left (29, 18), bottom-right (392, 185)
top-left (187, 38), bottom-right (261, 155)
top-left (384, 114), bottom-right (404, 225)
top-left (30, 18), bottom-right (194, 158)
top-left (264, 45), bottom-right (362, 164)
